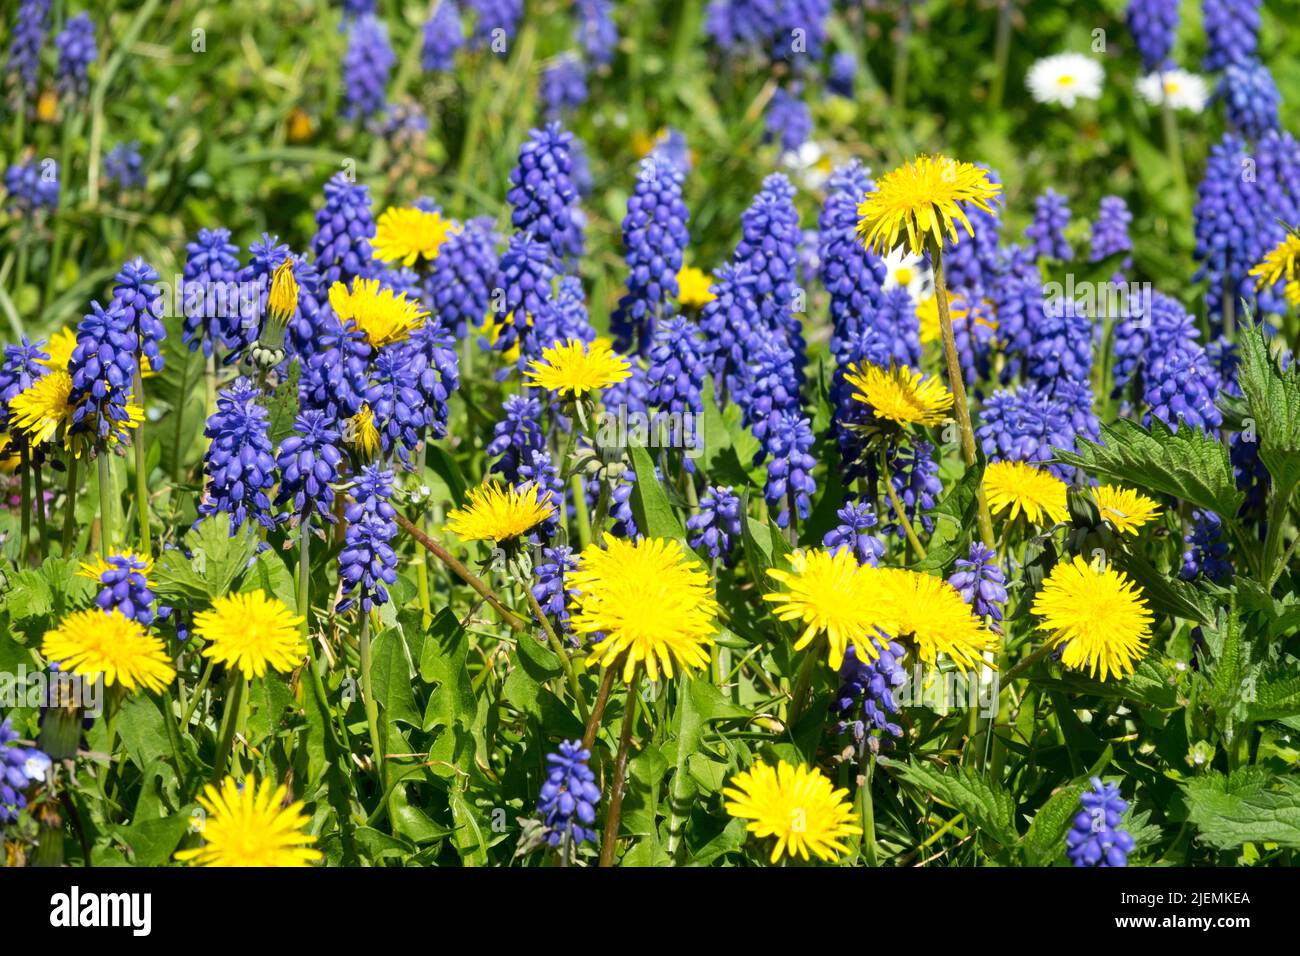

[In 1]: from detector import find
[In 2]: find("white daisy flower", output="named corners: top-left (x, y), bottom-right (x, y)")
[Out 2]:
top-left (881, 248), bottom-right (933, 302)
top-left (1026, 53), bottom-right (1104, 108)
top-left (1136, 68), bottom-right (1209, 113)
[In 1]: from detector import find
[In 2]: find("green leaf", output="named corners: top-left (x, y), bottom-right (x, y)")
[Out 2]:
top-left (1114, 549), bottom-right (1219, 627)
top-left (153, 311), bottom-right (206, 483)
top-left (1234, 320), bottom-right (1300, 497)
top-left (1245, 672), bottom-right (1300, 722)
top-left (239, 549), bottom-right (298, 612)
top-left (104, 811), bottom-right (194, 866)
top-left (265, 359), bottom-right (301, 445)
top-left (627, 440), bottom-right (687, 541)
top-left (1021, 782), bottom-right (1087, 865)
top-left (418, 608), bottom-right (478, 774)
top-left (153, 517), bottom-right (260, 602)
top-left (370, 625), bottom-right (422, 734)
top-left (1055, 419), bottom-right (1244, 518)
top-left (1182, 771), bottom-right (1300, 849)
top-left (891, 758), bottom-right (1019, 847)
top-left (911, 458), bottom-right (980, 572)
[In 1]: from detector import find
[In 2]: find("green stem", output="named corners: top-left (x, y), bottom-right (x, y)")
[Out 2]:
top-left (582, 665), bottom-right (619, 751)
top-left (19, 441), bottom-right (31, 564)
top-left (1160, 93), bottom-right (1188, 200)
top-left (358, 616), bottom-right (382, 790)
top-left (857, 750), bottom-right (878, 866)
top-left (1263, 483), bottom-right (1295, 587)
top-left (598, 673), bottom-right (641, 868)
top-left (180, 660), bottom-right (216, 729)
top-left (891, 2), bottom-right (912, 111)
top-left (572, 474), bottom-right (592, 549)
top-left (522, 581), bottom-right (589, 724)
top-left (96, 450), bottom-right (113, 557)
top-left (211, 673), bottom-right (245, 782)
top-left (1001, 641), bottom-right (1056, 684)
top-left (33, 456), bottom-right (47, 558)
top-left (881, 448), bottom-right (927, 560)
top-left (299, 516), bottom-right (312, 634)
top-left (132, 365), bottom-right (150, 552)
top-left (61, 453), bottom-right (79, 555)
top-left (989, 0), bottom-right (1013, 109)
top-left (787, 642), bottom-right (820, 729)
top-left (932, 250), bottom-right (996, 549)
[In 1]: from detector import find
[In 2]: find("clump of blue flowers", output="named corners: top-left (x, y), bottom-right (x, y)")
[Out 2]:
top-left (536, 739), bottom-right (600, 849)
top-left (1066, 777), bottom-right (1136, 867)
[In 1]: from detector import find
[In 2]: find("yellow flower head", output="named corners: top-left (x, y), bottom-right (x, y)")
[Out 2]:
top-left (916, 290), bottom-right (995, 346)
top-left (676, 264), bottom-right (717, 307)
top-left (328, 277), bottom-right (428, 349)
top-left (856, 155), bottom-right (1002, 257)
top-left (372, 206), bottom-right (458, 267)
top-left (723, 760), bottom-right (861, 864)
top-left (1031, 555), bottom-right (1153, 681)
top-left (346, 404), bottom-right (381, 460)
top-left (524, 338), bottom-right (632, 398)
top-left (36, 89), bottom-right (59, 123)
top-left (267, 258), bottom-right (300, 323)
top-left (8, 370), bottom-right (75, 447)
top-left (843, 362), bottom-right (953, 427)
top-left (764, 548), bottom-right (879, 670)
top-left (1249, 231), bottom-right (1300, 307)
top-left (1092, 485), bottom-right (1161, 535)
top-left (41, 328), bottom-right (77, 371)
top-left (193, 591), bottom-right (307, 681)
top-left (41, 609), bottom-right (175, 694)
top-left (571, 534), bottom-right (719, 682)
top-left (871, 567), bottom-right (996, 672)
top-left (174, 776), bottom-right (322, 867)
top-left (78, 550), bottom-right (154, 584)
top-left (286, 107), bottom-right (314, 144)
top-left (444, 482), bottom-right (556, 544)
top-left (0, 433), bottom-right (16, 474)
top-left (983, 460), bottom-right (1069, 525)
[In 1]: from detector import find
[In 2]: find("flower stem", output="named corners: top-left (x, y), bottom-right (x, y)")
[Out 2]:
top-left (522, 582), bottom-right (589, 723)
top-left (132, 365), bottom-right (151, 553)
top-left (33, 457), bottom-right (47, 558)
top-left (787, 643), bottom-right (820, 729)
top-left (96, 450), bottom-right (113, 557)
top-left (1160, 94), bottom-right (1188, 200)
top-left (394, 511), bottom-right (526, 630)
top-left (932, 249), bottom-right (996, 549)
top-left (598, 672), bottom-right (641, 868)
top-left (989, 0), bottom-right (1013, 109)
top-left (19, 440), bottom-right (31, 563)
top-left (582, 666), bottom-right (619, 751)
top-left (358, 616), bottom-right (382, 790)
top-left (891, 2), bottom-right (912, 111)
top-left (180, 659), bottom-right (216, 729)
top-left (857, 749), bottom-right (878, 866)
top-left (211, 672), bottom-right (245, 782)
top-left (881, 448), bottom-right (927, 560)
top-left (1001, 640), bottom-right (1056, 684)
top-left (61, 453), bottom-right (79, 555)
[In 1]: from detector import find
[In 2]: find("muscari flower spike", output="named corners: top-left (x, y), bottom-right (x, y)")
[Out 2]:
top-left (1202, 0), bottom-right (1260, 72)
top-left (687, 485), bottom-right (743, 562)
top-left (575, 0), bottom-right (617, 66)
top-left (338, 464), bottom-right (399, 613)
top-left (198, 378), bottom-right (279, 533)
top-left (536, 740), bottom-right (600, 848)
top-left (7, 0), bottom-right (50, 96)
top-left (181, 227), bottom-right (243, 358)
top-left (1126, 0), bottom-right (1178, 72)
top-left (823, 501), bottom-right (886, 568)
top-left (832, 641), bottom-right (906, 751)
top-left (109, 257), bottom-right (166, 373)
top-left (764, 86), bottom-right (812, 153)
top-left (54, 12), bottom-right (96, 99)
top-left (104, 141), bottom-right (145, 191)
top-left (540, 53), bottom-right (587, 120)
top-left (421, 0), bottom-right (463, 71)
top-left (275, 410), bottom-right (344, 524)
top-left (948, 542), bottom-right (1008, 631)
top-left (506, 122), bottom-right (585, 264)
top-left (85, 552), bottom-right (157, 626)
top-left (342, 14), bottom-right (394, 122)
top-left (2, 717), bottom-right (50, 825)
top-left (611, 154), bottom-right (690, 355)
top-left (4, 157), bottom-right (59, 215)
top-left (1066, 777), bottom-right (1136, 867)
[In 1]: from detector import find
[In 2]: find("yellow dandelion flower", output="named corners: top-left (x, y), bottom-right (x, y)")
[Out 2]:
top-left (1249, 231), bottom-right (1300, 307)
top-left (8, 369), bottom-right (75, 447)
top-left (174, 776), bottom-right (322, 867)
top-left (372, 206), bottom-right (458, 267)
top-left (764, 548), bottom-right (880, 670)
top-left (346, 404), bottom-right (380, 460)
top-left (444, 482), bottom-right (555, 544)
top-left (983, 460), bottom-right (1069, 525)
top-left (479, 310), bottom-right (529, 364)
top-left (872, 567), bottom-right (996, 672)
top-left (41, 609), bottom-right (175, 694)
top-left (286, 107), bottom-right (313, 144)
top-left (856, 154), bottom-right (1002, 257)
top-left (571, 534), bottom-right (719, 682)
top-left (1031, 555), bottom-right (1153, 681)
top-left (523, 338), bottom-right (631, 398)
top-left (41, 328), bottom-right (77, 371)
top-left (723, 760), bottom-right (861, 864)
top-left (193, 591), bottom-right (307, 680)
top-left (328, 277), bottom-right (428, 349)
top-left (676, 264), bottom-right (716, 307)
top-left (1092, 485), bottom-right (1161, 535)
top-left (843, 362), bottom-right (953, 427)
top-left (36, 89), bottom-right (59, 123)
top-left (267, 258), bottom-right (299, 323)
